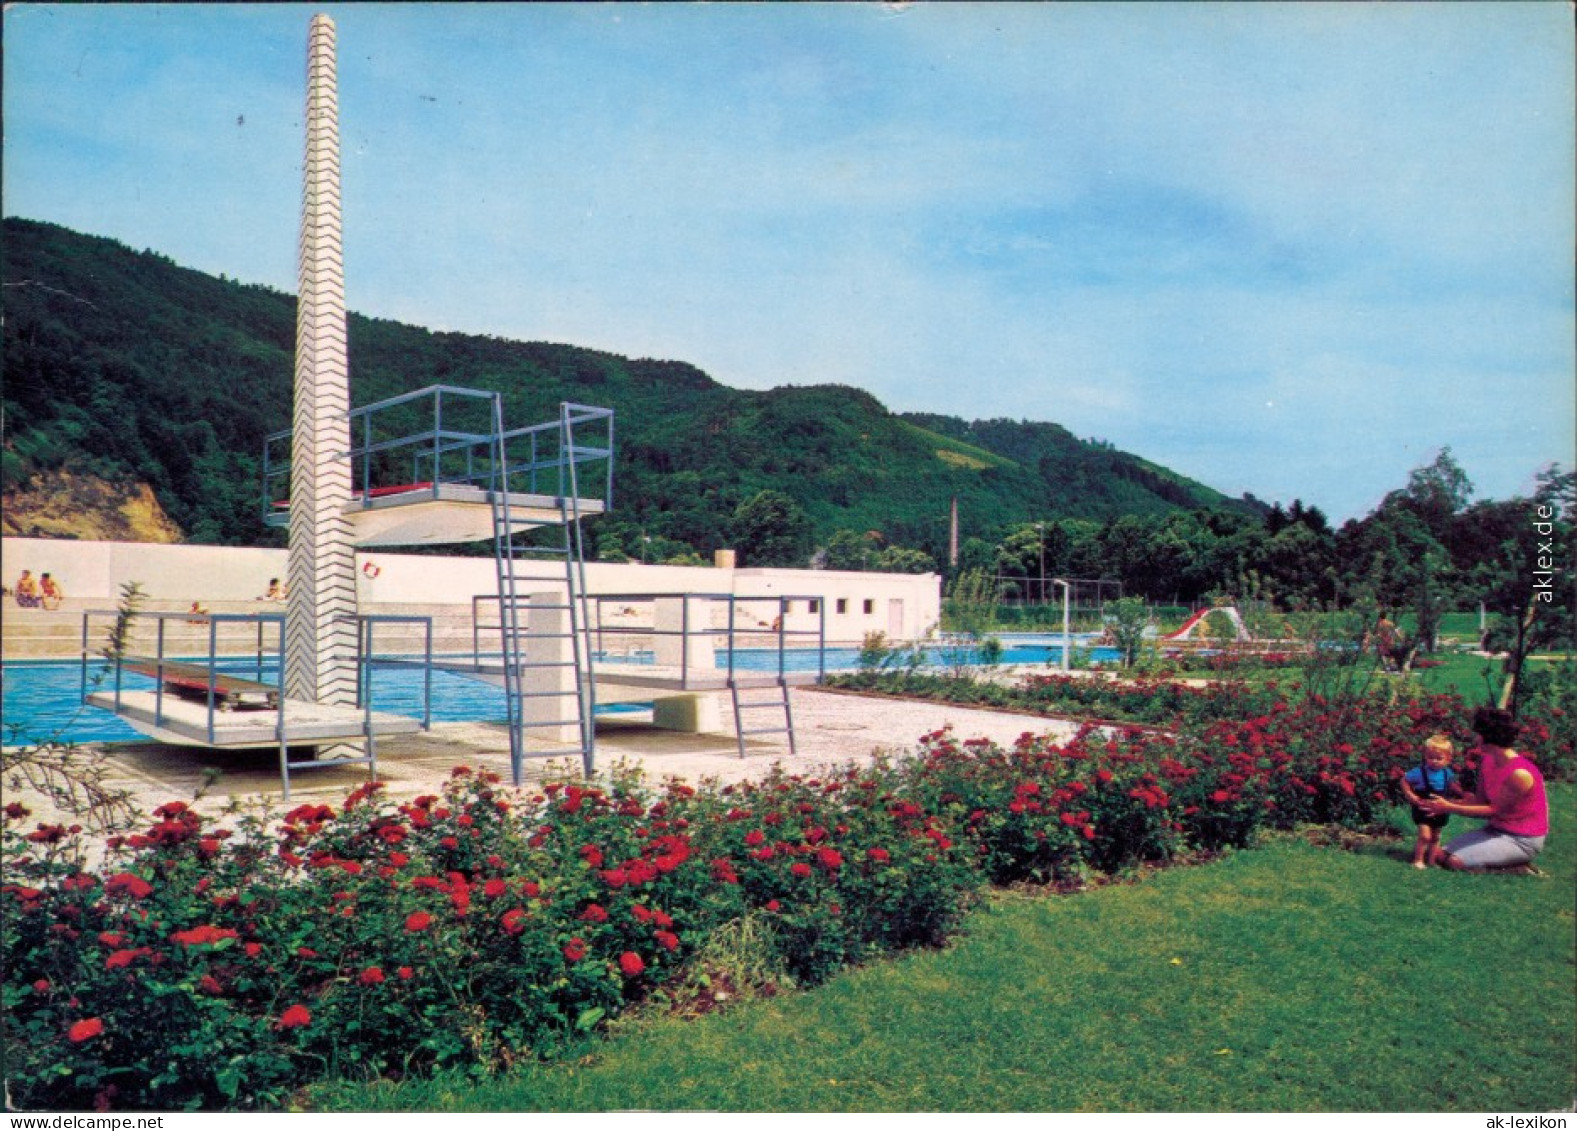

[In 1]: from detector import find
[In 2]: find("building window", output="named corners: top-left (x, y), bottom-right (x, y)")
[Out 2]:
top-left (836, 598), bottom-right (848, 615)
top-left (808, 600), bottom-right (820, 614)
top-left (863, 599), bottom-right (874, 615)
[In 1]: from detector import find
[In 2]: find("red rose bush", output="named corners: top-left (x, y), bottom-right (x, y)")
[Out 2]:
top-left (3, 679), bottom-right (1558, 1110)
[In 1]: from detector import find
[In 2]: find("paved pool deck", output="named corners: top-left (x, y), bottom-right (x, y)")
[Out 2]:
top-left (7, 682), bottom-right (1088, 828)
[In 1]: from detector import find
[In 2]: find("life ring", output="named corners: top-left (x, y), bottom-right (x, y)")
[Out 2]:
top-left (362, 562), bottom-right (381, 579)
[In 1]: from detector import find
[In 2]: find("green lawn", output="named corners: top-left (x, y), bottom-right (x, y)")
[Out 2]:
top-left (312, 785), bottom-right (1575, 1113)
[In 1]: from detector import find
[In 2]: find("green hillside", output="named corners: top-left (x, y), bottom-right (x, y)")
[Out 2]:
top-left (2, 218), bottom-right (1255, 562)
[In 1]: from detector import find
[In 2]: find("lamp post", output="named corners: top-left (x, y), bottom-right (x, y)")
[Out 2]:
top-left (1052, 578), bottom-right (1071, 672)
top-left (1036, 522), bottom-right (1046, 606)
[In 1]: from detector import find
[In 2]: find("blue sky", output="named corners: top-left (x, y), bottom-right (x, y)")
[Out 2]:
top-left (5, 2), bottom-right (1572, 522)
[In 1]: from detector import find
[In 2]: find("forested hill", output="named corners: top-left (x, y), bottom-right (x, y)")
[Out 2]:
top-left (2, 218), bottom-right (1257, 560)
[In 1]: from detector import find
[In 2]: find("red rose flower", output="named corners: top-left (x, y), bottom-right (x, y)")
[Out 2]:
top-left (618, 951), bottom-right (646, 977)
top-left (170, 925), bottom-right (239, 947)
top-left (68, 1018), bottom-right (104, 1043)
top-left (563, 937), bottom-right (587, 962)
top-left (405, 911), bottom-right (433, 932)
top-left (359, 967), bottom-right (385, 986)
top-left (105, 873), bottom-right (152, 899)
top-left (277, 1004), bottom-right (312, 1030)
top-left (791, 862), bottom-right (812, 878)
top-left (579, 904), bottom-right (609, 923)
top-left (105, 949), bottom-right (143, 970)
top-left (655, 930), bottom-right (679, 952)
top-left (397, 966), bottom-right (415, 980)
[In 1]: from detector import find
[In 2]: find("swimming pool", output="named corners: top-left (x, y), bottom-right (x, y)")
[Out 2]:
top-left (1, 660), bottom-right (521, 747)
top-left (2, 634), bottom-right (1113, 746)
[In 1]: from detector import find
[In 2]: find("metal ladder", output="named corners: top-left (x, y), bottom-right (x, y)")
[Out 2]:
top-left (489, 400), bottom-right (600, 784)
top-left (727, 677), bottom-right (797, 758)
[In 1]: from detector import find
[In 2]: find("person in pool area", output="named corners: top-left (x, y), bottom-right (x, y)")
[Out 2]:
top-left (1397, 733), bottom-right (1463, 870)
top-left (1419, 707), bottom-right (1548, 873)
top-left (13, 569), bottom-right (41, 608)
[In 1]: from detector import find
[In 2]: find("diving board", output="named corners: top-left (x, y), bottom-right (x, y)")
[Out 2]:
top-left (121, 656), bottom-right (279, 710)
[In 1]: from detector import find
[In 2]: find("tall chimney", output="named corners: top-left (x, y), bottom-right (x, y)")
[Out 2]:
top-left (949, 496), bottom-right (959, 569)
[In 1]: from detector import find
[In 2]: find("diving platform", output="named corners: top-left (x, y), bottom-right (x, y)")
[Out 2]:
top-left (83, 690), bottom-right (421, 749)
top-left (263, 386), bottom-right (614, 549)
top-left (337, 482), bottom-right (605, 548)
top-left (449, 592), bottom-right (826, 757)
top-left (80, 610), bottom-right (435, 798)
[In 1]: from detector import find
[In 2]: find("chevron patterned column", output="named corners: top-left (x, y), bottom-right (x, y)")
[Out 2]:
top-left (285, 13), bottom-right (358, 707)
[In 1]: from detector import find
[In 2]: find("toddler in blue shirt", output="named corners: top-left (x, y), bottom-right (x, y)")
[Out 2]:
top-left (1398, 733), bottom-right (1461, 869)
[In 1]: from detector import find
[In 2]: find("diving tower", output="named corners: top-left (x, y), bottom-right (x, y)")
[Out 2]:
top-left (86, 13), bottom-right (818, 784)
top-left (265, 386), bottom-right (616, 783)
top-left (88, 14), bottom-right (614, 792)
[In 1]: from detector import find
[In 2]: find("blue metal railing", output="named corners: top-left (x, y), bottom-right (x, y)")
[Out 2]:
top-left (467, 591), bottom-right (828, 689)
top-left (263, 386), bottom-right (614, 529)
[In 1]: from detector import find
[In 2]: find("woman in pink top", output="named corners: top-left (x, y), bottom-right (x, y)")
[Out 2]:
top-left (1419, 707), bottom-right (1548, 872)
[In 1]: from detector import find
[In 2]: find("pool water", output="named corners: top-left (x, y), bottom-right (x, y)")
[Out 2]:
top-left (2, 661), bottom-right (519, 747)
top-left (3, 634), bottom-right (1112, 746)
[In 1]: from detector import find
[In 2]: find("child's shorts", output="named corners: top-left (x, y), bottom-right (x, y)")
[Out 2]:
top-left (1410, 806), bottom-right (1449, 830)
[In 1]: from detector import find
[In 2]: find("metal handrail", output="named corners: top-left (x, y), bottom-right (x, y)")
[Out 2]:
top-left (581, 593), bottom-right (827, 689)
top-left (353, 613), bottom-right (435, 732)
top-left (263, 388), bottom-right (614, 527)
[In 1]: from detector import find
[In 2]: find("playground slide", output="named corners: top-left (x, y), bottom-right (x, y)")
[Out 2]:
top-left (1164, 607), bottom-right (1212, 641)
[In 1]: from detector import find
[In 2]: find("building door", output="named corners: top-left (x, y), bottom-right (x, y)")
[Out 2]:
top-left (887, 598), bottom-right (905, 640)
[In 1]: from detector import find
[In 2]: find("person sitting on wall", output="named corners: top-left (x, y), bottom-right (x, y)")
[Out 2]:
top-left (14, 570), bottom-right (41, 608)
top-left (259, 578), bottom-right (287, 602)
top-left (38, 573), bottom-right (64, 611)
top-left (186, 601), bottom-right (211, 624)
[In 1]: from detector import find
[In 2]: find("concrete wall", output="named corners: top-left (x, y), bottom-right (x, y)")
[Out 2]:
top-left (1, 537), bottom-right (940, 645)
